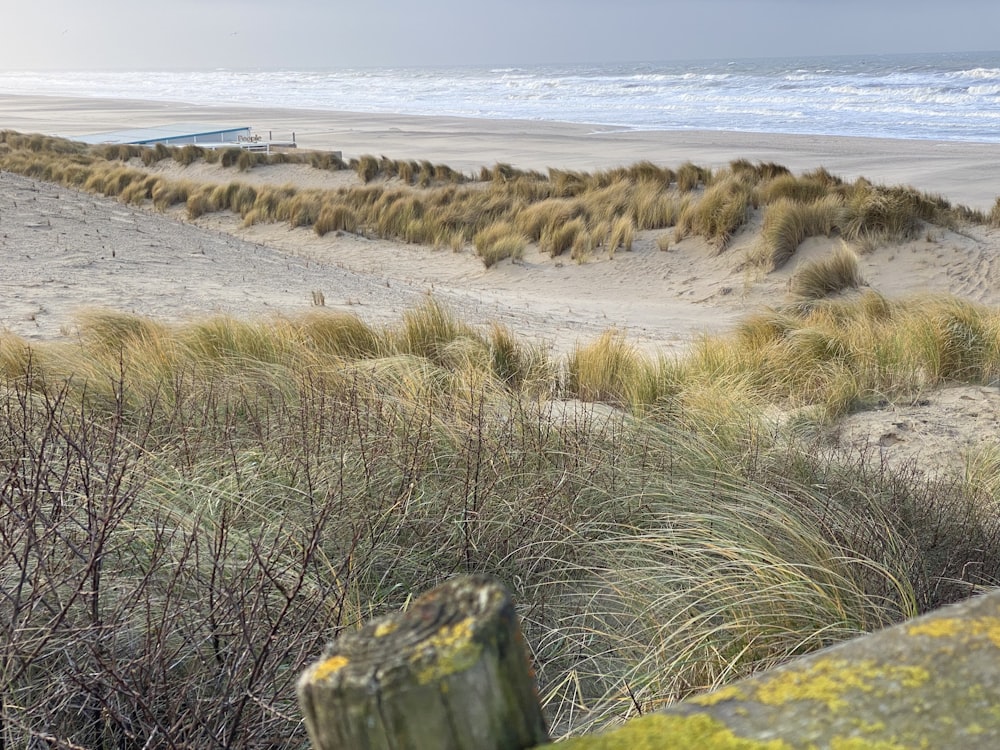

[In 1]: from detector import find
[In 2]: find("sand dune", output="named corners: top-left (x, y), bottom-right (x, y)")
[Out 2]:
top-left (6, 158), bottom-right (1000, 354)
top-left (4, 94), bottom-right (1000, 482)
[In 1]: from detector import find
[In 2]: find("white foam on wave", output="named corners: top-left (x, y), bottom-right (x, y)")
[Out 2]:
top-left (948, 67), bottom-right (1000, 80)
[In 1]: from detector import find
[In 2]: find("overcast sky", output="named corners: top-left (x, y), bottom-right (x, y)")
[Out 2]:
top-left (3, 0), bottom-right (999, 70)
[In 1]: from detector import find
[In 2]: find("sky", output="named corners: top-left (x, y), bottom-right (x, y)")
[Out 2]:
top-left (3, 0), bottom-right (1000, 70)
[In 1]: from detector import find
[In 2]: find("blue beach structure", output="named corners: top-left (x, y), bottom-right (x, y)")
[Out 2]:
top-left (73, 123), bottom-right (252, 147)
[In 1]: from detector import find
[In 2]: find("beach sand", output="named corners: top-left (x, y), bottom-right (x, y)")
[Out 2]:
top-left (3, 93), bottom-right (1000, 479)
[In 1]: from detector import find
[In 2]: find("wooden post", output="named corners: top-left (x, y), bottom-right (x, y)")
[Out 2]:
top-left (297, 575), bottom-right (549, 750)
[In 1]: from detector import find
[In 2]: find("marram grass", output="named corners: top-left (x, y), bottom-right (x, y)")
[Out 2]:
top-left (0, 131), bottom-right (988, 272)
top-left (3, 297), bottom-right (1000, 744)
top-left (789, 244), bottom-right (865, 299)
top-left (750, 195), bottom-right (843, 271)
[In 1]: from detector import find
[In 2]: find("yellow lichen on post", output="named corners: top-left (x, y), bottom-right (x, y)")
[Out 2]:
top-left (309, 655), bottom-right (350, 682)
top-left (691, 659), bottom-right (929, 713)
top-left (410, 616), bottom-right (483, 685)
top-left (828, 739), bottom-right (908, 750)
top-left (297, 575), bottom-right (548, 750)
top-left (541, 713), bottom-right (793, 750)
top-left (689, 684), bottom-right (747, 707)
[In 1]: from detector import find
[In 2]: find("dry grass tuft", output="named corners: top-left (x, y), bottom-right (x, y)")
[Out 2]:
top-left (729, 158), bottom-right (792, 184)
top-left (989, 197), bottom-right (1000, 227)
top-left (151, 179), bottom-right (197, 211)
top-left (474, 222), bottom-right (527, 267)
top-left (841, 182), bottom-right (924, 246)
top-left (757, 172), bottom-right (839, 205)
top-left (315, 204), bottom-right (359, 236)
top-left (675, 177), bottom-right (753, 251)
top-left (632, 181), bottom-right (679, 229)
top-left (789, 244), bottom-right (865, 299)
top-left (606, 216), bottom-right (636, 256)
top-left (541, 217), bottom-right (586, 258)
top-left (750, 195), bottom-right (844, 271)
top-left (676, 161), bottom-right (710, 192)
top-left (354, 154), bottom-right (381, 183)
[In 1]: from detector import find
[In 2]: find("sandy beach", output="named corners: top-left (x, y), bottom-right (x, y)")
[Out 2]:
top-left (4, 93), bottom-right (1000, 478)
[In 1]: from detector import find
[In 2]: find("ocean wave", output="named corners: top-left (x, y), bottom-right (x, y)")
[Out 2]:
top-left (3, 52), bottom-right (1000, 142)
top-left (947, 67), bottom-right (1000, 80)
top-left (967, 84), bottom-right (1000, 96)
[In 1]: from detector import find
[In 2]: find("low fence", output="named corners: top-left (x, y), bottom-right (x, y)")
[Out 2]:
top-left (297, 576), bottom-right (1000, 749)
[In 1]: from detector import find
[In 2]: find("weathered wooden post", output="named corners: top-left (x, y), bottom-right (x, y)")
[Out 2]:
top-left (297, 575), bottom-right (549, 750)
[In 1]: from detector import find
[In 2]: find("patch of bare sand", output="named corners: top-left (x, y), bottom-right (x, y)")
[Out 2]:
top-left (2, 169), bottom-right (743, 352)
top-left (829, 385), bottom-right (1000, 490)
top-left (189, 207), bottom-right (751, 355)
top-left (0, 171), bottom-right (426, 338)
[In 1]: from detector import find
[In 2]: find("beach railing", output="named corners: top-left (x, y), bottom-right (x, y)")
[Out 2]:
top-left (297, 577), bottom-right (1000, 749)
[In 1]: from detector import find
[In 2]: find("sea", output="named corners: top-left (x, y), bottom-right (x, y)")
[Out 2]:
top-left (3, 51), bottom-right (1000, 143)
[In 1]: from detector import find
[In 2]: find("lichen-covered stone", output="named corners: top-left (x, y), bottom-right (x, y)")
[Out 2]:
top-left (545, 589), bottom-right (1000, 749)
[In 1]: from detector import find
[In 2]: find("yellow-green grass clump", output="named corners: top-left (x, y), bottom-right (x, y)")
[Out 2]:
top-left (750, 195), bottom-right (844, 271)
top-left (789, 245), bottom-right (865, 300)
top-left (474, 221), bottom-right (527, 267)
top-left (567, 330), bottom-right (664, 408)
top-left (724, 292), bottom-right (1000, 415)
top-left (675, 176), bottom-right (754, 251)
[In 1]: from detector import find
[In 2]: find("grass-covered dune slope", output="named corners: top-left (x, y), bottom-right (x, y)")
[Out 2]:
top-left (3, 129), bottom-right (999, 274)
top-left (2, 132), bottom-right (1000, 747)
